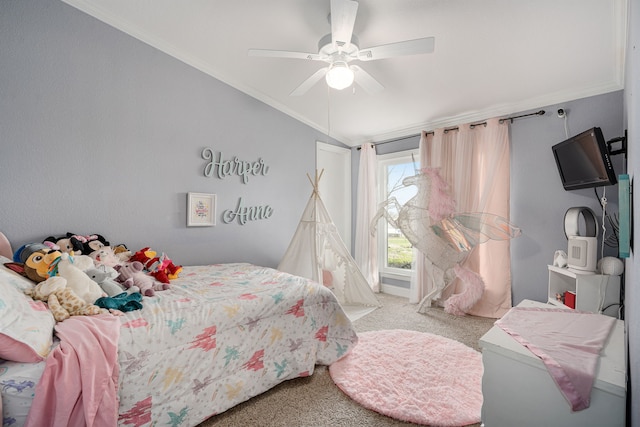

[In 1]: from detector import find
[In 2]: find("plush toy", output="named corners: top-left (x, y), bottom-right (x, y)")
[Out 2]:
top-left (54, 253), bottom-right (106, 304)
top-left (112, 244), bottom-right (132, 263)
top-left (67, 253), bottom-right (95, 271)
top-left (129, 248), bottom-right (154, 268)
top-left (75, 234), bottom-right (110, 255)
top-left (19, 246), bottom-right (62, 283)
top-left (14, 242), bottom-right (48, 263)
top-left (129, 248), bottom-right (166, 282)
top-left (165, 261), bottom-right (182, 280)
top-left (95, 292), bottom-right (143, 313)
top-left (42, 233), bottom-right (84, 254)
top-left (85, 265), bottom-right (139, 296)
top-left (25, 276), bottom-right (103, 322)
top-left (114, 261), bottom-right (168, 297)
top-left (88, 246), bottom-right (122, 268)
top-left (130, 247), bottom-right (182, 284)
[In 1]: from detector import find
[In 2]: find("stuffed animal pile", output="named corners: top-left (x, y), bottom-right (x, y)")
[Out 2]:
top-left (7, 231), bottom-right (182, 322)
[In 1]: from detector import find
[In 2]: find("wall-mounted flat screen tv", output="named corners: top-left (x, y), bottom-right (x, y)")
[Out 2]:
top-left (551, 127), bottom-right (617, 191)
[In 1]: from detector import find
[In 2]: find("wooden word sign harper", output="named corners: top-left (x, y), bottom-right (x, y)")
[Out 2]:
top-left (222, 197), bottom-right (273, 225)
top-left (202, 148), bottom-right (269, 184)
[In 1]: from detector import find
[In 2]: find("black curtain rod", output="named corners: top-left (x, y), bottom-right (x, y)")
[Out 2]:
top-left (423, 110), bottom-right (546, 137)
top-left (358, 110), bottom-right (546, 149)
top-left (500, 109), bottom-right (546, 123)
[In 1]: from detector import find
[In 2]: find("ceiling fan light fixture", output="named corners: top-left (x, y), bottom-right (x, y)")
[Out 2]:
top-left (325, 62), bottom-right (354, 90)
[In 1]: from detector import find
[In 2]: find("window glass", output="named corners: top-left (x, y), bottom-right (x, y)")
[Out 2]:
top-left (377, 150), bottom-right (418, 274)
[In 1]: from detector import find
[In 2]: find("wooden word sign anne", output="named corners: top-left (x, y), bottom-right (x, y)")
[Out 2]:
top-left (222, 197), bottom-right (273, 225)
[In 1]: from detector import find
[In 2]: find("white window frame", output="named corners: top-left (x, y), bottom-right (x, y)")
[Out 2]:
top-left (376, 149), bottom-right (419, 280)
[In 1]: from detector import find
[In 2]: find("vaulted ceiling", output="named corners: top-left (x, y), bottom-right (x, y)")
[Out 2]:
top-left (61, 0), bottom-right (627, 147)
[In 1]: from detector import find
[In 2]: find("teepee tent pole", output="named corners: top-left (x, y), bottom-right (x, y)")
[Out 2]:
top-left (306, 169), bottom-right (324, 200)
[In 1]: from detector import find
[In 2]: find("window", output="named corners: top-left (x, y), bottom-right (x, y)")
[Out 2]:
top-left (376, 149), bottom-right (419, 278)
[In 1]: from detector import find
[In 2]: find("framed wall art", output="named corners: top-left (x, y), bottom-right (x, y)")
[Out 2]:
top-left (187, 192), bottom-right (216, 227)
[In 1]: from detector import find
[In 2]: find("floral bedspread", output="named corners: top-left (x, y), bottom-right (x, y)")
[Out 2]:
top-left (115, 263), bottom-right (357, 426)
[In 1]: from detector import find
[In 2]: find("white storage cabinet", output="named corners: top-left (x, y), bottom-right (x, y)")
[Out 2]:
top-left (480, 300), bottom-right (626, 427)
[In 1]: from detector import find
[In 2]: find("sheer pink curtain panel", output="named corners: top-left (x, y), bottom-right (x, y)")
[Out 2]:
top-left (414, 118), bottom-right (514, 318)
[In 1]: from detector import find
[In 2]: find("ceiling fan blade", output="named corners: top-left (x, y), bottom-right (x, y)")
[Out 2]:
top-left (248, 49), bottom-right (321, 61)
top-left (290, 67), bottom-right (329, 96)
top-left (351, 65), bottom-right (384, 94)
top-left (331, 0), bottom-right (359, 50)
top-left (358, 37), bottom-right (435, 61)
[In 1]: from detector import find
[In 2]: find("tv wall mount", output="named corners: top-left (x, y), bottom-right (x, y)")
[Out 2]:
top-left (607, 129), bottom-right (627, 156)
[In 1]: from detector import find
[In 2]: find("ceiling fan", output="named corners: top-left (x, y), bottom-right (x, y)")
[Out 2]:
top-left (248, 0), bottom-right (435, 96)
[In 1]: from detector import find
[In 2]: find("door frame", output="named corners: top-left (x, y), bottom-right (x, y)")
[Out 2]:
top-left (316, 141), bottom-right (352, 250)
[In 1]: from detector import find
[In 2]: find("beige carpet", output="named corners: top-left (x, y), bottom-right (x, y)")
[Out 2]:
top-left (197, 293), bottom-right (497, 427)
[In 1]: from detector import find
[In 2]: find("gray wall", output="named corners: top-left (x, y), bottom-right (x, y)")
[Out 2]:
top-left (510, 91), bottom-right (624, 304)
top-left (0, 1), bottom-right (337, 268)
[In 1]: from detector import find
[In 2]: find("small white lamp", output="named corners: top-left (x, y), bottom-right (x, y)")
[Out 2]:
top-left (325, 62), bottom-right (354, 90)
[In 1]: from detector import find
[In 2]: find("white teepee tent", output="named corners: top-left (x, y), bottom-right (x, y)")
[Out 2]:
top-left (278, 171), bottom-right (381, 319)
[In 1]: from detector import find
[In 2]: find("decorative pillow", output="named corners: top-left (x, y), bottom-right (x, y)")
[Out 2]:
top-left (0, 256), bottom-right (55, 362)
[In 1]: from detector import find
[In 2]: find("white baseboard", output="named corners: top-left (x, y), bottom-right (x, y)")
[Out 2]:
top-left (380, 283), bottom-right (410, 299)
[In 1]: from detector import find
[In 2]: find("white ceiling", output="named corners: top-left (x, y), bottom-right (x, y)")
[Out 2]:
top-left (61, 0), bottom-right (627, 147)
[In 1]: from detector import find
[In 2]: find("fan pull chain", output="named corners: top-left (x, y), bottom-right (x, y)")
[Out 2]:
top-left (326, 84), bottom-right (332, 139)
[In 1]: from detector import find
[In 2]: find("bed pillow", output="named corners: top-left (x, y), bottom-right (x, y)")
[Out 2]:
top-left (0, 255), bottom-right (55, 362)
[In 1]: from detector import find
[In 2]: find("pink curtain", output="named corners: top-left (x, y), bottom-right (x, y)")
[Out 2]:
top-left (413, 118), bottom-right (513, 318)
top-left (355, 143), bottom-right (380, 292)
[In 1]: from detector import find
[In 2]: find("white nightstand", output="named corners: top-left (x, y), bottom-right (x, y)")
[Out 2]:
top-left (547, 265), bottom-right (621, 316)
top-left (479, 299), bottom-right (626, 427)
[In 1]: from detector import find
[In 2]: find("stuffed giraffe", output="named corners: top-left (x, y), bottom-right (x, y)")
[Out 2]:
top-left (25, 276), bottom-right (103, 322)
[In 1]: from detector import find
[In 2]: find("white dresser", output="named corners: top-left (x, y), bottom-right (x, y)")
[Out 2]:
top-left (479, 300), bottom-right (626, 427)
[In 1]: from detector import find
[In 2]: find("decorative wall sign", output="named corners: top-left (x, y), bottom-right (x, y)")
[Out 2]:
top-left (198, 149), bottom-right (273, 225)
top-left (187, 192), bottom-right (216, 227)
top-left (201, 148), bottom-right (269, 184)
top-left (222, 197), bottom-right (273, 225)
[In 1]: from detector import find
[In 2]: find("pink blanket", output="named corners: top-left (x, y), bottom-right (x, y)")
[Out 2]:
top-left (24, 314), bottom-right (120, 427)
top-left (496, 306), bottom-right (615, 411)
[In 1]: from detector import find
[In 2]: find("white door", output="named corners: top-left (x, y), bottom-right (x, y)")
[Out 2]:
top-left (316, 141), bottom-right (352, 250)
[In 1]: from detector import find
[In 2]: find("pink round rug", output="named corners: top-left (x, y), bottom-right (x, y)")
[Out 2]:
top-left (329, 329), bottom-right (483, 426)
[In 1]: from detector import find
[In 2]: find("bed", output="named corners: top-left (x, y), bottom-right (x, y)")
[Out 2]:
top-left (0, 233), bottom-right (358, 427)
